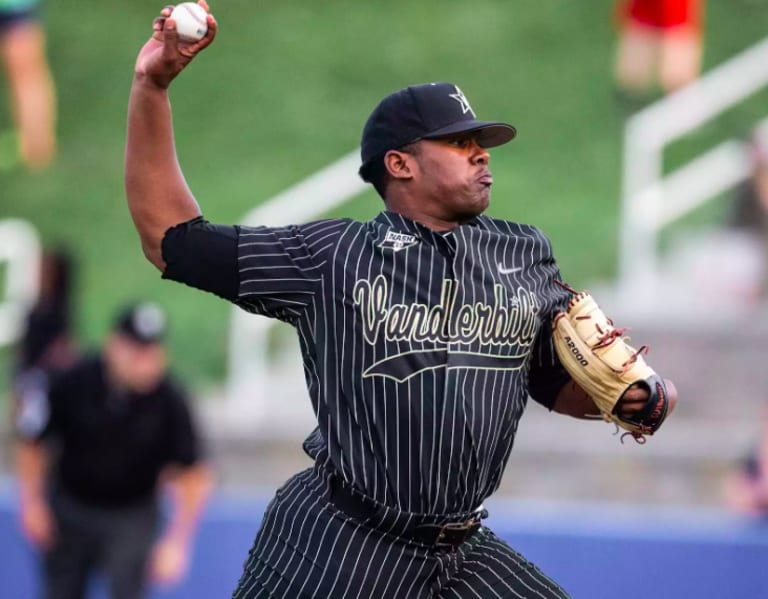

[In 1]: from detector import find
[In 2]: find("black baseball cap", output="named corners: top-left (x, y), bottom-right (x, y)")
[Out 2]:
top-left (359, 82), bottom-right (517, 177)
top-left (113, 302), bottom-right (167, 345)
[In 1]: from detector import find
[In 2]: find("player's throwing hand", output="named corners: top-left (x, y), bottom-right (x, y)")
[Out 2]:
top-left (134, 1), bottom-right (217, 90)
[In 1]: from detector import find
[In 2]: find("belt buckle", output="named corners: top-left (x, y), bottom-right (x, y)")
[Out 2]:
top-left (435, 516), bottom-right (480, 547)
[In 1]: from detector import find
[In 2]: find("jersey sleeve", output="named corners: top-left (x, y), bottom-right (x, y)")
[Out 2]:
top-left (235, 219), bottom-right (348, 320)
top-left (163, 381), bottom-right (203, 467)
top-left (13, 368), bottom-right (53, 441)
top-left (13, 362), bottom-right (78, 442)
top-left (527, 235), bottom-right (573, 410)
top-left (162, 216), bottom-right (349, 320)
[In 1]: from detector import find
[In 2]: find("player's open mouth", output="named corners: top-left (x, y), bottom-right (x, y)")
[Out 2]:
top-left (478, 173), bottom-right (493, 186)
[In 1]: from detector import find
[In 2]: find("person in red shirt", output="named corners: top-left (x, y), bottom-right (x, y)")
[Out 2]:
top-left (614, 0), bottom-right (704, 99)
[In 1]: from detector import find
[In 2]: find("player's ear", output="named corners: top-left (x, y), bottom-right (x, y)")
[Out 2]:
top-left (384, 149), bottom-right (416, 181)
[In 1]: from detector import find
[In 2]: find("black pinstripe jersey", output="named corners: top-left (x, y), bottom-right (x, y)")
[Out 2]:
top-left (168, 210), bottom-right (572, 515)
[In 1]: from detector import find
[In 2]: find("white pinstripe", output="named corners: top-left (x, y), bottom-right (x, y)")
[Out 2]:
top-left (233, 468), bottom-right (570, 598)
top-left (173, 213), bottom-right (574, 597)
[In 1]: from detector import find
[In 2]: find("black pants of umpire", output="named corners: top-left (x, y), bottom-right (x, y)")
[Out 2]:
top-left (43, 491), bottom-right (159, 599)
top-left (232, 467), bottom-right (571, 599)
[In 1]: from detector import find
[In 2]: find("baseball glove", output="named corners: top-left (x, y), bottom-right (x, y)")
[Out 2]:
top-left (552, 285), bottom-right (671, 443)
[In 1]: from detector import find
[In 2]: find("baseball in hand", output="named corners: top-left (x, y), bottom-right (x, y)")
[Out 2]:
top-left (169, 2), bottom-right (208, 42)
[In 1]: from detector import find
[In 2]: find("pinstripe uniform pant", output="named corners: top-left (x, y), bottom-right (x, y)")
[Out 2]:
top-left (232, 467), bottom-right (570, 599)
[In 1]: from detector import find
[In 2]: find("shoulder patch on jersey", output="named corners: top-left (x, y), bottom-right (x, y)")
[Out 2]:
top-left (14, 370), bottom-right (51, 439)
top-left (378, 230), bottom-right (418, 252)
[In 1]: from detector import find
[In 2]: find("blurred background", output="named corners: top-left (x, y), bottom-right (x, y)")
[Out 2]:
top-left (2, 0), bottom-right (768, 597)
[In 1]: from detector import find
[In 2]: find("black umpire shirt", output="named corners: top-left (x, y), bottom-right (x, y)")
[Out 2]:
top-left (18, 355), bottom-right (201, 508)
top-left (163, 211), bottom-right (571, 515)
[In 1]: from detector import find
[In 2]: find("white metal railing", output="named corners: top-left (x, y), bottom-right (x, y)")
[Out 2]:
top-left (222, 35), bottom-right (768, 430)
top-left (223, 150), bottom-right (367, 431)
top-left (0, 219), bottom-right (41, 347)
top-left (619, 36), bottom-right (768, 300)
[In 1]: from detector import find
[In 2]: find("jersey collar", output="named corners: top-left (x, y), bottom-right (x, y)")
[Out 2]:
top-left (374, 211), bottom-right (483, 241)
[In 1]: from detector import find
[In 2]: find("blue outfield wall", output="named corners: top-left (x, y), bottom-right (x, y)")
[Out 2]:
top-left (1, 482), bottom-right (767, 599)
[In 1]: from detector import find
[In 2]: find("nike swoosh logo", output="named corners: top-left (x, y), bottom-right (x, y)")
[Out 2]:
top-left (498, 263), bottom-right (522, 275)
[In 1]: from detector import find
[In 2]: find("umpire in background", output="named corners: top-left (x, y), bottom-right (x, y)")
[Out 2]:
top-left (125, 4), bottom-right (677, 598)
top-left (14, 302), bottom-right (213, 599)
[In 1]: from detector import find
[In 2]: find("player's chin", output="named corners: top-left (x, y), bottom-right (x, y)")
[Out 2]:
top-left (473, 186), bottom-right (492, 213)
top-left (456, 202), bottom-right (488, 221)
top-left (451, 187), bottom-right (490, 220)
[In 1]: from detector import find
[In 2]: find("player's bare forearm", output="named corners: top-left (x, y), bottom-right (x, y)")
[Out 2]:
top-left (553, 378), bottom-right (678, 421)
top-left (552, 380), bottom-right (601, 418)
top-left (125, 77), bottom-right (201, 270)
top-left (161, 462), bottom-right (214, 544)
top-left (150, 463), bottom-right (213, 585)
top-left (15, 440), bottom-right (49, 501)
top-left (125, 2), bottom-right (217, 271)
top-left (15, 440), bottom-right (56, 549)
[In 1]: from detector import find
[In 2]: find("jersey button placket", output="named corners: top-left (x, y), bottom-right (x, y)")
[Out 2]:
top-left (442, 231), bottom-right (458, 364)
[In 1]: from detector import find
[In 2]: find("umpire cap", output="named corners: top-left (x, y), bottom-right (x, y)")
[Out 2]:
top-left (113, 302), bottom-right (167, 345)
top-left (359, 82), bottom-right (516, 178)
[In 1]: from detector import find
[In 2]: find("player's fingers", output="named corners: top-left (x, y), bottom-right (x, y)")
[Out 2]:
top-left (198, 0), bottom-right (210, 12)
top-left (623, 382), bottom-right (648, 400)
top-left (663, 378), bottom-right (677, 414)
top-left (204, 14), bottom-right (218, 41)
top-left (620, 403), bottom-right (645, 416)
top-left (161, 18), bottom-right (181, 61)
top-left (153, 5), bottom-right (173, 33)
top-left (619, 397), bottom-right (645, 411)
top-left (618, 384), bottom-right (648, 416)
top-left (185, 14), bottom-right (218, 53)
top-left (152, 17), bottom-right (166, 42)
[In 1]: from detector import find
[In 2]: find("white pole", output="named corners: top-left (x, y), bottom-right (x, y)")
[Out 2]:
top-left (619, 122), bottom-right (663, 299)
top-left (0, 219), bottom-right (41, 347)
top-left (618, 36), bottom-right (768, 305)
top-left (223, 150), bottom-right (368, 430)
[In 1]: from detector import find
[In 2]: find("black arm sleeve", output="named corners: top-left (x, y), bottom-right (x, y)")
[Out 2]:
top-left (161, 216), bottom-right (239, 301)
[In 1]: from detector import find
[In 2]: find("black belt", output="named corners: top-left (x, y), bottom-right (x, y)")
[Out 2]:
top-left (327, 476), bottom-right (486, 548)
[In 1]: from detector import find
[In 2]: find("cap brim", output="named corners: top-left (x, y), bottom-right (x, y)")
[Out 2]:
top-left (117, 330), bottom-right (164, 346)
top-left (423, 120), bottom-right (517, 148)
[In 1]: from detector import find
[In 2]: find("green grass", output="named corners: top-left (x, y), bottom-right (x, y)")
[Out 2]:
top-left (0, 0), bottom-right (766, 388)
